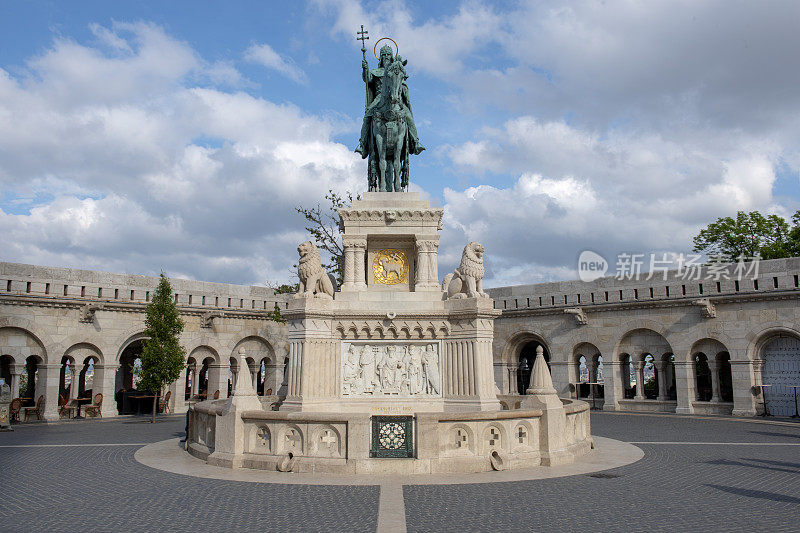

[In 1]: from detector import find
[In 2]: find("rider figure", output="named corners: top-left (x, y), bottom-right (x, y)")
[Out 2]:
top-left (355, 45), bottom-right (425, 159)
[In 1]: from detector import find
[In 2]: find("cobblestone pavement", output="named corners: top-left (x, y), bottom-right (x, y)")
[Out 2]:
top-left (0, 415), bottom-right (378, 533)
top-left (2, 412), bottom-right (799, 532)
top-left (405, 412), bottom-right (800, 532)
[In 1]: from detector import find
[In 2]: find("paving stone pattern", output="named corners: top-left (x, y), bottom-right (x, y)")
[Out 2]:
top-left (0, 416), bottom-right (378, 533)
top-left (2, 413), bottom-right (799, 532)
top-left (405, 412), bottom-right (800, 532)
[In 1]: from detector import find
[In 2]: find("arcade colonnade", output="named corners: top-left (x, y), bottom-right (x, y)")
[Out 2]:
top-left (490, 257), bottom-right (800, 418)
top-left (0, 262), bottom-right (290, 421)
top-left (0, 321), bottom-right (288, 420)
top-left (3, 258), bottom-right (800, 420)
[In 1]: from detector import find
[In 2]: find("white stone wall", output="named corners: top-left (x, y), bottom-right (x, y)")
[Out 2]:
top-left (3, 257), bottom-right (799, 420)
top-left (0, 262), bottom-right (290, 420)
top-left (489, 257), bottom-right (800, 417)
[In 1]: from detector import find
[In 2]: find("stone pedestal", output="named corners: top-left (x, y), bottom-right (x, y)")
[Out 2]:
top-left (188, 191), bottom-right (591, 474)
top-left (282, 192), bottom-right (500, 414)
top-left (208, 351), bottom-right (264, 468)
top-left (521, 346), bottom-right (572, 465)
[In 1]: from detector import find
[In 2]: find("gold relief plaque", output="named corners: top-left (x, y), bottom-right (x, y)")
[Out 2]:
top-left (372, 249), bottom-right (409, 285)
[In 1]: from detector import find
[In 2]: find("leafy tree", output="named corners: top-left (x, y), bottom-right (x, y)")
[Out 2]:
top-left (140, 273), bottom-right (186, 423)
top-left (266, 303), bottom-right (286, 324)
top-left (295, 190), bottom-right (357, 285)
top-left (788, 211), bottom-right (800, 257)
top-left (272, 283), bottom-right (299, 295)
top-left (692, 210), bottom-right (796, 260)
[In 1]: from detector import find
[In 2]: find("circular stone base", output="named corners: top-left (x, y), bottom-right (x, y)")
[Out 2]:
top-left (135, 436), bottom-right (643, 485)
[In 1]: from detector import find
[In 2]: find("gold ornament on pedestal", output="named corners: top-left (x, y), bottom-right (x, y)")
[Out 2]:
top-left (372, 249), bottom-right (409, 285)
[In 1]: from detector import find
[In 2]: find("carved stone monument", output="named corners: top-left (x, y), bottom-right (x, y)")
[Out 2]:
top-left (355, 28), bottom-right (424, 192)
top-left (185, 31), bottom-right (592, 474)
top-left (282, 191), bottom-right (501, 414)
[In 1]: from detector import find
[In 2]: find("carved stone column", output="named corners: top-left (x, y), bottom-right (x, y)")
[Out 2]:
top-left (171, 365), bottom-right (188, 413)
top-left (208, 363), bottom-right (228, 399)
top-left (709, 359), bottom-right (721, 402)
top-left (341, 236), bottom-right (357, 291)
top-left (730, 356), bottom-right (757, 417)
top-left (656, 361), bottom-right (667, 400)
top-left (442, 297), bottom-right (501, 411)
top-left (93, 363), bottom-right (119, 418)
top-left (10, 364), bottom-right (23, 399)
top-left (602, 361), bottom-right (623, 411)
top-left (415, 237), bottom-right (440, 290)
top-left (37, 364), bottom-right (62, 421)
top-left (190, 364), bottom-right (198, 398)
top-left (68, 364), bottom-right (78, 400)
top-left (634, 360), bottom-right (646, 400)
top-left (248, 361), bottom-right (259, 390)
top-left (674, 361), bottom-right (695, 414)
top-left (588, 364), bottom-right (597, 401)
top-left (352, 238), bottom-right (367, 290)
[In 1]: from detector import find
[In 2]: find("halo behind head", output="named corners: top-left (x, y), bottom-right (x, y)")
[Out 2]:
top-left (373, 37), bottom-right (399, 59)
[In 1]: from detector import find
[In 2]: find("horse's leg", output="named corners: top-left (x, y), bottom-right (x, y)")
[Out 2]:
top-left (374, 132), bottom-right (386, 192)
top-left (393, 126), bottom-right (406, 191)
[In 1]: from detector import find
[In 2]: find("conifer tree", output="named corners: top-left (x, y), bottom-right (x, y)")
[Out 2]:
top-left (140, 273), bottom-right (186, 422)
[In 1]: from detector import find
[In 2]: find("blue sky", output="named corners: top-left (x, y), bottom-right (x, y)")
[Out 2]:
top-left (2, 0), bottom-right (800, 287)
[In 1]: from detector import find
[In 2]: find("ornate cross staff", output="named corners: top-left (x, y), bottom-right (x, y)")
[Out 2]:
top-left (356, 25), bottom-right (369, 59)
top-left (356, 25), bottom-right (369, 107)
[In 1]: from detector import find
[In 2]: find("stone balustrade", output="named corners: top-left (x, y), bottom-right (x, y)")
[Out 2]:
top-left (186, 398), bottom-right (592, 474)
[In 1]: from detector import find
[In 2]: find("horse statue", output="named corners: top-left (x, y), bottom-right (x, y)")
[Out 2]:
top-left (370, 57), bottom-right (408, 192)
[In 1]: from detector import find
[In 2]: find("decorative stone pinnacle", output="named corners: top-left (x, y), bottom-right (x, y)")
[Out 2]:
top-left (233, 348), bottom-right (256, 397)
top-left (525, 345), bottom-right (557, 396)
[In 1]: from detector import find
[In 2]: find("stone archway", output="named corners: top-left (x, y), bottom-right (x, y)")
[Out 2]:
top-left (231, 336), bottom-right (276, 397)
top-left (116, 339), bottom-right (146, 414)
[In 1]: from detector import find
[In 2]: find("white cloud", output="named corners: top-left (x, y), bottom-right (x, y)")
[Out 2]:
top-left (244, 43), bottom-right (307, 84)
top-left (0, 22), bottom-right (362, 285)
top-left (5, 2), bottom-right (800, 291)
top-left (314, 0), bottom-right (505, 76)
top-left (442, 116), bottom-right (785, 285)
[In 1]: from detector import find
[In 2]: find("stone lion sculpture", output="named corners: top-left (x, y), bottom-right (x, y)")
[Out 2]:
top-left (442, 242), bottom-right (489, 299)
top-left (295, 241), bottom-right (335, 299)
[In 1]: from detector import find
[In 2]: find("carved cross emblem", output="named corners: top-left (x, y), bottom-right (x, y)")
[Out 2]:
top-left (285, 428), bottom-right (301, 450)
top-left (258, 427), bottom-right (270, 448)
top-left (488, 428), bottom-right (501, 448)
top-left (321, 430), bottom-right (337, 447)
top-left (454, 428), bottom-right (468, 449)
top-left (516, 426), bottom-right (527, 444)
